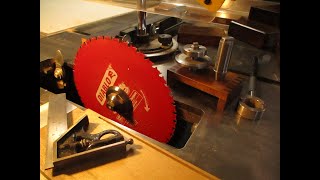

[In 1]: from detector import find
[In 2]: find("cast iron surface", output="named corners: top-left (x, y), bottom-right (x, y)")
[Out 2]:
top-left (40, 12), bottom-right (280, 180)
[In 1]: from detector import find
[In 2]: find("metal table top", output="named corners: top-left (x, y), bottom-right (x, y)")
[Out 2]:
top-left (40, 12), bottom-right (280, 180)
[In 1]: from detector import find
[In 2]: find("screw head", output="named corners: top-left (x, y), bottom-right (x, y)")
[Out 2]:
top-left (204, 0), bottom-right (212, 5)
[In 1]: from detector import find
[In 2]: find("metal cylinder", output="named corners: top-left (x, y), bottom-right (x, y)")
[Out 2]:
top-left (137, 0), bottom-right (147, 36)
top-left (248, 56), bottom-right (259, 96)
top-left (236, 95), bottom-right (266, 121)
top-left (137, 11), bottom-right (147, 36)
top-left (213, 36), bottom-right (234, 81)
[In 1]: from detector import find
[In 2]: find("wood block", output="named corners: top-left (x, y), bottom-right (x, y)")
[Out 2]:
top-left (228, 17), bottom-right (279, 49)
top-left (212, 12), bottom-right (243, 25)
top-left (249, 4), bottom-right (280, 28)
top-left (40, 108), bottom-right (219, 179)
top-left (177, 23), bottom-right (227, 47)
top-left (167, 64), bottom-right (245, 112)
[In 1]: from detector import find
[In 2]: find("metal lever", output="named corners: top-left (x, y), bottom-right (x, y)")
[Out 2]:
top-left (59, 129), bottom-right (130, 152)
top-left (53, 50), bottom-right (66, 89)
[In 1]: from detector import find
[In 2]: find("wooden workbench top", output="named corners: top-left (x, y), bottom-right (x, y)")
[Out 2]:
top-left (40, 108), bottom-right (219, 180)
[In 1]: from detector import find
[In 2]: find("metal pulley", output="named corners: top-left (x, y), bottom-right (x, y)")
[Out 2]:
top-left (175, 42), bottom-right (212, 70)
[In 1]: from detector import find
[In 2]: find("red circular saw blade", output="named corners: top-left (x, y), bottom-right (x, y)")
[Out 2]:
top-left (73, 36), bottom-right (176, 143)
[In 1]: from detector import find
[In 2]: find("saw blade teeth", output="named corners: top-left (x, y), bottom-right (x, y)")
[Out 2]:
top-left (73, 37), bottom-right (177, 143)
top-left (119, 41), bottom-right (130, 50)
top-left (158, 75), bottom-right (166, 84)
top-left (136, 51), bottom-right (145, 58)
top-left (118, 41), bottom-right (125, 46)
top-left (130, 46), bottom-right (138, 52)
top-left (78, 45), bottom-right (82, 52)
top-left (145, 59), bottom-right (153, 66)
top-left (124, 41), bottom-right (130, 46)
top-left (112, 37), bottom-right (120, 43)
top-left (81, 41), bottom-right (87, 46)
top-left (119, 40), bottom-right (129, 47)
top-left (154, 66), bottom-right (161, 74)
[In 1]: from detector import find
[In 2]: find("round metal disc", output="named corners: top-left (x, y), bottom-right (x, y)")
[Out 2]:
top-left (143, 38), bottom-right (179, 58)
top-left (73, 36), bottom-right (176, 143)
top-left (175, 53), bottom-right (212, 69)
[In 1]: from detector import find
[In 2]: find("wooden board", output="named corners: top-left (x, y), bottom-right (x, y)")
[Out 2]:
top-left (228, 17), bottom-right (279, 50)
top-left (167, 64), bottom-right (245, 112)
top-left (40, 108), bottom-right (219, 180)
top-left (177, 23), bottom-right (227, 47)
top-left (248, 4), bottom-right (280, 28)
top-left (212, 13), bottom-right (243, 25)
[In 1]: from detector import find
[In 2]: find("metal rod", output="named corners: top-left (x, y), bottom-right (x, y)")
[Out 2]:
top-left (214, 36), bottom-right (234, 81)
top-left (236, 55), bottom-right (265, 121)
top-left (248, 56), bottom-right (259, 96)
top-left (137, 0), bottom-right (147, 36)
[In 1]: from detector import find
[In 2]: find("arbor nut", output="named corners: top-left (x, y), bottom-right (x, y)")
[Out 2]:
top-left (183, 42), bottom-right (207, 58)
top-left (158, 34), bottom-right (172, 46)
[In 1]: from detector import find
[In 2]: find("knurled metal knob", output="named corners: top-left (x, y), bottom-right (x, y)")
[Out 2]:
top-left (158, 34), bottom-right (172, 46)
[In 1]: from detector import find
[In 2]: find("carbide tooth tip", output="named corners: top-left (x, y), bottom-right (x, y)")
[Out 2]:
top-left (112, 37), bottom-right (120, 42)
top-left (136, 51), bottom-right (145, 58)
top-left (130, 46), bottom-right (137, 51)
